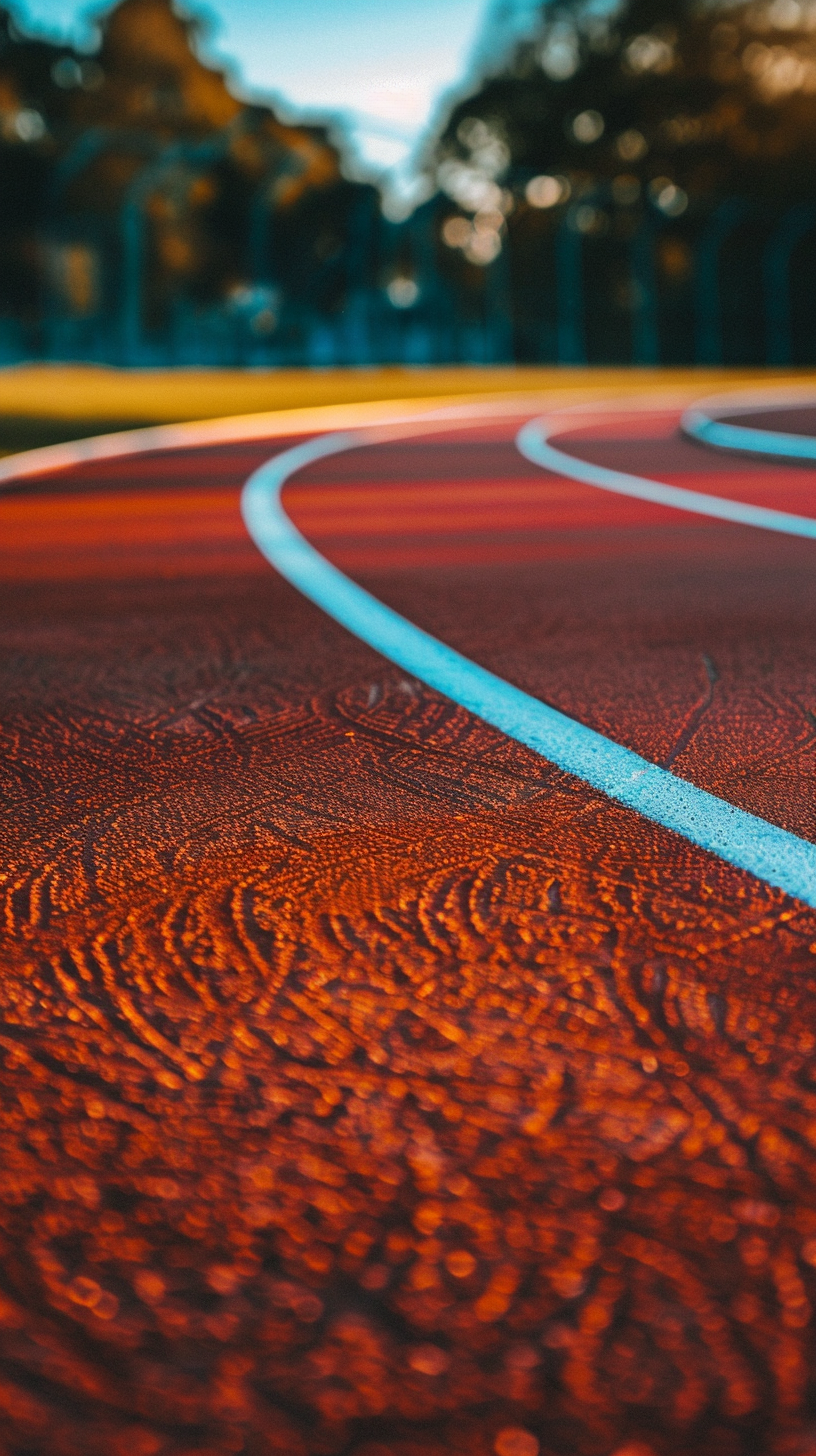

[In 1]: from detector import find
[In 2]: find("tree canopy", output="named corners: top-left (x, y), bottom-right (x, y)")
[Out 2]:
top-left (433, 0), bottom-right (816, 208)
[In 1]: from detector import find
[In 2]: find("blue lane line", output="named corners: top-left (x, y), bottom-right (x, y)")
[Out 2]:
top-left (516, 417), bottom-right (816, 539)
top-left (241, 426), bottom-right (816, 910)
top-left (682, 403), bottom-right (816, 462)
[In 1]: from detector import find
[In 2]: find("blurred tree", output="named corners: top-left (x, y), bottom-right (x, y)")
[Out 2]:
top-left (430, 0), bottom-right (816, 362)
top-left (0, 10), bottom-right (63, 322)
top-left (0, 0), bottom-right (371, 353)
top-left (436, 0), bottom-right (816, 204)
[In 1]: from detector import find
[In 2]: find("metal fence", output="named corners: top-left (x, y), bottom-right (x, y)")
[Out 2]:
top-left (2, 128), bottom-right (815, 369)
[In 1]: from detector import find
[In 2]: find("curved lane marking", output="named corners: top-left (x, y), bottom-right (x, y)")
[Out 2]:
top-left (241, 423), bottom-right (816, 909)
top-left (517, 415), bottom-right (816, 539)
top-left (0, 395), bottom-right (534, 488)
top-left (682, 394), bottom-right (816, 461)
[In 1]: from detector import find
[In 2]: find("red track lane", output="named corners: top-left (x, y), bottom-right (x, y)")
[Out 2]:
top-left (2, 400), bottom-right (816, 1456)
top-left (285, 411), bottom-right (816, 840)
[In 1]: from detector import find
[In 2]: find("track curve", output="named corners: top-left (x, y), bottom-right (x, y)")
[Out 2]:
top-left (683, 392), bottom-right (816, 460)
top-left (2, 390), bottom-right (816, 1456)
top-left (243, 416), bottom-right (816, 907)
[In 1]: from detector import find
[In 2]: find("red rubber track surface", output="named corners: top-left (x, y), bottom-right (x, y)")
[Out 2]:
top-left (2, 403), bottom-right (816, 1456)
top-left (719, 406), bottom-right (816, 436)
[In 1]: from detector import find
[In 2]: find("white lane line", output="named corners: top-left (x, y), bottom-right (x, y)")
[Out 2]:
top-left (682, 395), bottom-right (816, 462)
top-left (516, 416), bottom-right (816, 539)
top-left (241, 424), bottom-right (816, 910)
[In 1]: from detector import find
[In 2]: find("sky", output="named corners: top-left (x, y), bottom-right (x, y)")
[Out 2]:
top-left (13, 0), bottom-right (497, 203)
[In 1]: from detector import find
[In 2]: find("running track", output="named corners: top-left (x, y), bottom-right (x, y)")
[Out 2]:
top-left (2, 389), bottom-right (816, 1456)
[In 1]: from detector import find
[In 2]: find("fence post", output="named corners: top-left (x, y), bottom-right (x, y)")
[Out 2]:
top-left (248, 176), bottom-right (274, 286)
top-left (342, 188), bottom-right (377, 364)
top-left (119, 125), bottom-right (244, 364)
top-left (249, 149), bottom-right (305, 286)
top-left (485, 230), bottom-right (514, 363)
top-left (409, 200), bottom-right (446, 363)
top-left (556, 208), bottom-right (585, 364)
top-left (48, 129), bottom-right (158, 361)
top-left (120, 179), bottom-right (147, 363)
top-left (694, 198), bottom-right (750, 365)
top-left (764, 202), bottom-right (816, 366)
top-left (630, 220), bottom-right (660, 365)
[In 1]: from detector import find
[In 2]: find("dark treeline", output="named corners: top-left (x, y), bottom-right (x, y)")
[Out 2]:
top-left (432, 0), bottom-right (816, 364)
top-left (4, 0), bottom-right (816, 365)
top-left (0, 0), bottom-right (384, 363)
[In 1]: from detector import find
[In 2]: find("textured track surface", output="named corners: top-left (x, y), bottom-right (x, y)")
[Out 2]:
top-left (2, 398), bottom-right (816, 1456)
